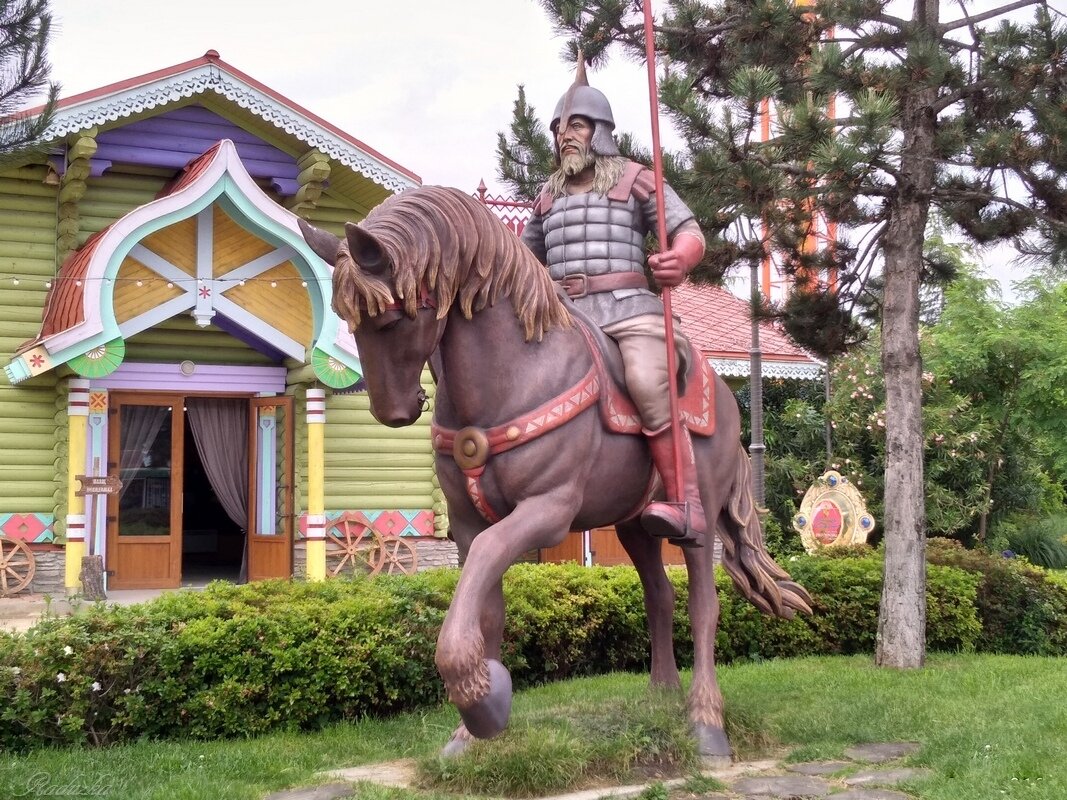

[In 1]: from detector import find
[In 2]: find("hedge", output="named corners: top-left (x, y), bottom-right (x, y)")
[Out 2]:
top-left (0, 550), bottom-right (1059, 752)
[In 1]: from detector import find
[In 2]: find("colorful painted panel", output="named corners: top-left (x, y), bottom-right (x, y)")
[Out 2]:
top-left (793, 470), bottom-right (876, 552)
top-left (0, 513), bottom-right (56, 543)
top-left (297, 510), bottom-right (435, 540)
top-left (224, 261), bottom-right (312, 347)
top-left (114, 257), bottom-right (186, 323)
top-left (212, 206), bottom-right (278, 276)
top-left (139, 216), bottom-right (197, 275)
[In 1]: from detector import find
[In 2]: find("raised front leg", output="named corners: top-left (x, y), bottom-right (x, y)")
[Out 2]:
top-left (436, 494), bottom-right (576, 743)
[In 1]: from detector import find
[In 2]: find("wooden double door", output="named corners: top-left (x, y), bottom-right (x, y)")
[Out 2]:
top-left (105, 392), bottom-right (293, 589)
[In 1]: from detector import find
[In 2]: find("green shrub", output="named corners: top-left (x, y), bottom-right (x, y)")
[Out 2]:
top-left (1003, 515), bottom-right (1067, 569)
top-left (0, 554), bottom-right (1010, 753)
top-left (715, 551), bottom-right (982, 661)
top-left (927, 538), bottom-right (1067, 655)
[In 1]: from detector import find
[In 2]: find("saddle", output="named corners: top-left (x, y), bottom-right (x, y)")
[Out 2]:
top-left (570, 307), bottom-right (717, 438)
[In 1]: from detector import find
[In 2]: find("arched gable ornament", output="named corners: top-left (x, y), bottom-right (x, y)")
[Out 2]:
top-left (792, 470), bottom-right (875, 553)
top-left (4, 139), bottom-right (365, 388)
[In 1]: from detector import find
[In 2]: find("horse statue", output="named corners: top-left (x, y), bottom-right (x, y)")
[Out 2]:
top-left (298, 186), bottom-right (811, 760)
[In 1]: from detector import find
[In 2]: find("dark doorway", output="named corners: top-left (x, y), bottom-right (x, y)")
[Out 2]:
top-left (181, 415), bottom-right (244, 584)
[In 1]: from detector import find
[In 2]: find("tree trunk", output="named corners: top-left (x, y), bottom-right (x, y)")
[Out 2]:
top-left (875, 0), bottom-right (940, 670)
top-left (79, 555), bottom-right (106, 601)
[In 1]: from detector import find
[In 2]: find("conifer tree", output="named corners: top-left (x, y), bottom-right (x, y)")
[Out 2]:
top-left (0, 0), bottom-right (58, 167)
top-left (503, 0), bottom-right (1067, 667)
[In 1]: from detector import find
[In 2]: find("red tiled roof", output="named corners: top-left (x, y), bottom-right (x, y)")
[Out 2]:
top-left (672, 281), bottom-right (815, 363)
top-left (32, 228), bottom-right (109, 345)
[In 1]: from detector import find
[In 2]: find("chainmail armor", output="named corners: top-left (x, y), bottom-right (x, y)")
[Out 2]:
top-left (522, 180), bottom-right (696, 326)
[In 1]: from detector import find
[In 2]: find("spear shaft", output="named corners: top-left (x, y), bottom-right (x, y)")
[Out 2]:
top-left (641, 1), bottom-right (684, 500)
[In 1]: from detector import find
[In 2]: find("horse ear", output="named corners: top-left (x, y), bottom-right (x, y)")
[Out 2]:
top-left (298, 219), bottom-right (341, 267)
top-left (345, 222), bottom-right (389, 276)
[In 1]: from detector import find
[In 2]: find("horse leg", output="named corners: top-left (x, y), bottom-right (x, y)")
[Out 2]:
top-left (683, 532), bottom-right (731, 761)
top-left (616, 520), bottom-right (681, 689)
top-left (441, 575), bottom-right (507, 757)
top-left (436, 494), bottom-right (576, 743)
top-left (679, 426), bottom-right (734, 763)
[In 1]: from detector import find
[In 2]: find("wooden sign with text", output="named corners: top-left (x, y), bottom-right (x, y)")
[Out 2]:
top-left (75, 474), bottom-right (123, 496)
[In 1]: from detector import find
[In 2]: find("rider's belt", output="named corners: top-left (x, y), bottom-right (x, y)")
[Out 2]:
top-left (555, 272), bottom-right (649, 299)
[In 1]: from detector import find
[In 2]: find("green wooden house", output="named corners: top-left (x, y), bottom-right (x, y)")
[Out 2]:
top-left (0, 51), bottom-right (455, 596)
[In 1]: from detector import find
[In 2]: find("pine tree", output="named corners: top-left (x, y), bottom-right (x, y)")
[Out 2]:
top-left (506, 0), bottom-right (1067, 668)
top-left (0, 0), bottom-right (58, 167)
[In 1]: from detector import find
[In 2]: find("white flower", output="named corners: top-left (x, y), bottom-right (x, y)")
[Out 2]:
top-left (9, 667), bottom-right (20, 676)
top-left (91, 682), bottom-right (102, 692)
top-left (63, 645), bottom-right (73, 656)
top-left (56, 672), bottom-right (67, 683)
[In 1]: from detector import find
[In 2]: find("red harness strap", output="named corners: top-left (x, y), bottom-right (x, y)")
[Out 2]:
top-left (431, 319), bottom-right (664, 526)
top-left (431, 362), bottom-right (601, 523)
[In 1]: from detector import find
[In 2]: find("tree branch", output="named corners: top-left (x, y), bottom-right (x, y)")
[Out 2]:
top-left (941, 0), bottom-right (1043, 32)
top-left (931, 77), bottom-right (994, 114)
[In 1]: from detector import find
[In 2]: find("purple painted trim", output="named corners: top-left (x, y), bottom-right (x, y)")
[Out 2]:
top-left (100, 129), bottom-right (284, 158)
top-left (93, 362), bottom-right (287, 394)
top-left (211, 315), bottom-right (290, 363)
top-left (80, 105), bottom-right (299, 190)
top-left (92, 144), bottom-right (298, 179)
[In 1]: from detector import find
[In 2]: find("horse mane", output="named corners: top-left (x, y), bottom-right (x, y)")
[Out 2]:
top-left (332, 186), bottom-right (571, 341)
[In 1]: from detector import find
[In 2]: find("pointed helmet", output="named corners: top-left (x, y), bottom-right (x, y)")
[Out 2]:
top-left (550, 56), bottom-right (620, 158)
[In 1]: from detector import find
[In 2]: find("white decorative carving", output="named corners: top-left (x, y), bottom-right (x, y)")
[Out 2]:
top-left (710, 358), bottom-right (824, 381)
top-left (44, 65), bottom-right (419, 193)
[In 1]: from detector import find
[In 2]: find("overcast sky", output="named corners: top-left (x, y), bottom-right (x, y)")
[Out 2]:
top-left (47, 0), bottom-right (677, 194)
top-left (44, 0), bottom-right (1038, 298)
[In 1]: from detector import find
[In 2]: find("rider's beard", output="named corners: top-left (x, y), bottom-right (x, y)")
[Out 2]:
top-left (546, 149), bottom-right (628, 199)
top-left (559, 144), bottom-right (594, 176)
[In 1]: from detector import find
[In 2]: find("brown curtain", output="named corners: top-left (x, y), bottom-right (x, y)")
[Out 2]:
top-left (186, 398), bottom-right (248, 531)
top-left (119, 405), bottom-right (168, 500)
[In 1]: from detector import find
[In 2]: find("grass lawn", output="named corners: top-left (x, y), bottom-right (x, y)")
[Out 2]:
top-left (0, 653), bottom-right (1064, 799)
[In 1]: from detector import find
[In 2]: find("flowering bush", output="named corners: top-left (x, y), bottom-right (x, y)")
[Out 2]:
top-left (822, 338), bottom-right (994, 539)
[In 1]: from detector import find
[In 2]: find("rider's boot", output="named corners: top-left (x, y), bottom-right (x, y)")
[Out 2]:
top-left (641, 424), bottom-right (705, 548)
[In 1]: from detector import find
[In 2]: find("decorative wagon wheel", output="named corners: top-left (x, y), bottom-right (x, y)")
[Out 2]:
top-left (0, 537), bottom-right (36, 597)
top-left (324, 517), bottom-right (386, 577)
top-left (378, 536), bottom-right (418, 575)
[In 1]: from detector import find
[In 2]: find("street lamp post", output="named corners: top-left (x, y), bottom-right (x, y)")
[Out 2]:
top-left (749, 260), bottom-right (766, 509)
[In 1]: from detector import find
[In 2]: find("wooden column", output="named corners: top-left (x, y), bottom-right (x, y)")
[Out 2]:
top-left (57, 131), bottom-right (98, 266)
top-left (304, 387), bottom-right (327, 580)
top-left (287, 150), bottom-right (331, 218)
top-left (64, 379), bottom-right (91, 591)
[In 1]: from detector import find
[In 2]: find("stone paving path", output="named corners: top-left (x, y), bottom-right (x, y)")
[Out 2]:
top-left (264, 741), bottom-right (932, 800)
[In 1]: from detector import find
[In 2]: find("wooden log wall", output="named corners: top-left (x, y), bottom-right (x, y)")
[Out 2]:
top-left (77, 167), bottom-right (171, 244)
top-left (123, 316), bottom-right (278, 365)
top-left (0, 164), bottom-right (62, 519)
top-left (322, 385), bottom-right (436, 510)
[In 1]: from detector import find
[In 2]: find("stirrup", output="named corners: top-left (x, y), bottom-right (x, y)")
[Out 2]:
top-left (642, 500), bottom-right (704, 549)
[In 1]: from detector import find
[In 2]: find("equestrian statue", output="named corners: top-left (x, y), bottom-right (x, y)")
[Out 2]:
top-left (298, 65), bottom-right (810, 761)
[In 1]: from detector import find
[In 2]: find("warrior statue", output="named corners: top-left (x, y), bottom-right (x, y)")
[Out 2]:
top-left (521, 62), bottom-right (707, 548)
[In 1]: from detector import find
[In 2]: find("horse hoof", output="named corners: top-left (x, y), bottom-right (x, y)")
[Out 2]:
top-left (441, 725), bottom-right (473, 758)
top-left (693, 723), bottom-right (731, 764)
top-left (458, 659), bottom-right (513, 740)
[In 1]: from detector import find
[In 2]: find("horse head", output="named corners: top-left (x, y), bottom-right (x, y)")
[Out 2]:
top-left (299, 219), bottom-right (443, 427)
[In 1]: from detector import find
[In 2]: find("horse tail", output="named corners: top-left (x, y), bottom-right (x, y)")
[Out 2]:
top-left (717, 443), bottom-right (813, 619)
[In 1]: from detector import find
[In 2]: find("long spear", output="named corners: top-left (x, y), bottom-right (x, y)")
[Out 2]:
top-left (640, 2), bottom-right (685, 504)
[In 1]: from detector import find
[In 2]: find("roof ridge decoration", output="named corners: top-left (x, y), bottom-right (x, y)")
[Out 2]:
top-left (42, 54), bottom-right (419, 194)
top-left (5, 139), bottom-right (364, 388)
top-left (710, 358), bottom-right (824, 381)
